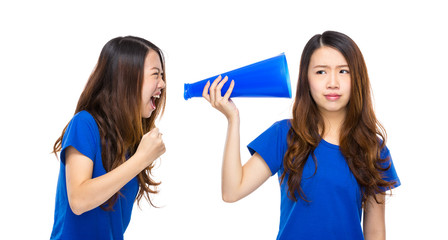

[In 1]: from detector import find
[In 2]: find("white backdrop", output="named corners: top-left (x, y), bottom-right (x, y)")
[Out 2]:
top-left (1, 0), bottom-right (447, 239)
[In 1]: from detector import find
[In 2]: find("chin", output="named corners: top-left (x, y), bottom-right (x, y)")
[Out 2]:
top-left (141, 111), bottom-right (153, 119)
top-left (319, 105), bottom-right (346, 114)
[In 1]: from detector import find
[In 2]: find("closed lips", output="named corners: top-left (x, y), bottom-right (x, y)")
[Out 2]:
top-left (325, 94), bottom-right (341, 100)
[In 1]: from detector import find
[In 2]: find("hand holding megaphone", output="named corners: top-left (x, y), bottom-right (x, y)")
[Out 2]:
top-left (202, 75), bottom-right (239, 121)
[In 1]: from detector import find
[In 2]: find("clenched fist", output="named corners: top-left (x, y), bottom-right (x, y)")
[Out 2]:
top-left (135, 127), bottom-right (166, 166)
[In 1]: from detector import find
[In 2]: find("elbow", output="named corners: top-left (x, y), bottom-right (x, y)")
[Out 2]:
top-left (70, 203), bottom-right (86, 216)
top-left (222, 192), bottom-right (239, 203)
top-left (68, 196), bottom-right (88, 215)
top-left (71, 207), bottom-right (85, 216)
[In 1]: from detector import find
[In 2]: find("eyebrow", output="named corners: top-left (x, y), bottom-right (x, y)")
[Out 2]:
top-left (312, 64), bottom-right (349, 68)
top-left (151, 67), bottom-right (163, 73)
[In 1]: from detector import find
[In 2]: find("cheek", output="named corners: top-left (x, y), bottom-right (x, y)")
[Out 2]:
top-left (141, 88), bottom-right (148, 103)
top-left (308, 80), bottom-right (321, 99)
top-left (343, 78), bottom-right (351, 98)
top-left (141, 82), bottom-right (154, 101)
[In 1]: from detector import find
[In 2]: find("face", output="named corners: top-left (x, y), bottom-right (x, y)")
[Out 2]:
top-left (141, 50), bottom-right (165, 118)
top-left (308, 46), bottom-right (351, 117)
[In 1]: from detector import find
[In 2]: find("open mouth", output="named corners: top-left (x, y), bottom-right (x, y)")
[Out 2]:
top-left (151, 95), bottom-right (160, 109)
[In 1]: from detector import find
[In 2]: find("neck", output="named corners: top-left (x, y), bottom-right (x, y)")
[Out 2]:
top-left (319, 109), bottom-right (346, 145)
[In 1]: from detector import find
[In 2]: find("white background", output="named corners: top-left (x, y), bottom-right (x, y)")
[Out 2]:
top-left (1, 0), bottom-right (447, 239)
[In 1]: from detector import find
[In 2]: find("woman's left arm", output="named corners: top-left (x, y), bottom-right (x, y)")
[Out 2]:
top-left (363, 194), bottom-right (386, 240)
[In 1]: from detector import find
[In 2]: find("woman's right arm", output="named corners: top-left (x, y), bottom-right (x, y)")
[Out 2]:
top-left (65, 128), bottom-right (165, 215)
top-left (203, 76), bottom-right (271, 203)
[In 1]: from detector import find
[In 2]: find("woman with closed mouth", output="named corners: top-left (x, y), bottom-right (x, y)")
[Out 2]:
top-left (202, 31), bottom-right (400, 240)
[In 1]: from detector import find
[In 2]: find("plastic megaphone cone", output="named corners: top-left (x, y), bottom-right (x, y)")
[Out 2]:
top-left (184, 53), bottom-right (291, 100)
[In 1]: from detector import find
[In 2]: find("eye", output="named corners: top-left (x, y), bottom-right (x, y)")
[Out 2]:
top-left (316, 70), bottom-right (326, 75)
top-left (340, 69), bottom-right (350, 74)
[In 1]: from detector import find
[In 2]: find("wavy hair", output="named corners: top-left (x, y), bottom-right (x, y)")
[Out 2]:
top-left (281, 31), bottom-right (395, 206)
top-left (53, 36), bottom-right (166, 209)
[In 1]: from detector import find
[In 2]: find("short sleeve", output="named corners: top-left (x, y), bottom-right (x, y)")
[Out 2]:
top-left (60, 111), bottom-right (100, 164)
top-left (378, 146), bottom-right (401, 192)
top-left (247, 120), bottom-right (290, 176)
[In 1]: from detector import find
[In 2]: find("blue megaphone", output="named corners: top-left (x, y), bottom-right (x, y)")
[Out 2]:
top-left (184, 53), bottom-right (292, 100)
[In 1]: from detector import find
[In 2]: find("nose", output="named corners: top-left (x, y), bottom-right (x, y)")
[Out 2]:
top-left (327, 72), bottom-right (339, 89)
top-left (158, 78), bottom-right (166, 90)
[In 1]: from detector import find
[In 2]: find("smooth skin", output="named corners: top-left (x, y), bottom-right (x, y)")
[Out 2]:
top-left (141, 50), bottom-right (166, 118)
top-left (202, 75), bottom-right (271, 203)
top-left (308, 46), bottom-right (351, 145)
top-left (203, 48), bottom-right (386, 240)
top-left (66, 51), bottom-right (166, 215)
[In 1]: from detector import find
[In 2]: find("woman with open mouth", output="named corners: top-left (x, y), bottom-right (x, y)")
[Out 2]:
top-left (50, 36), bottom-right (166, 240)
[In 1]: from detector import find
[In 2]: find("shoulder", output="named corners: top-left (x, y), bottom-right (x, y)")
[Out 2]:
top-left (63, 110), bottom-right (100, 146)
top-left (271, 119), bottom-right (292, 138)
top-left (380, 145), bottom-right (390, 157)
top-left (72, 110), bottom-right (95, 123)
top-left (247, 119), bottom-right (291, 175)
top-left (272, 119), bottom-right (291, 131)
top-left (377, 144), bottom-right (401, 189)
top-left (377, 139), bottom-right (390, 159)
top-left (60, 111), bottom-right (100, 163)
top-left (257, 119), bottom-right (292, 144)
top-left (69, 111), bottom-right (99, 132)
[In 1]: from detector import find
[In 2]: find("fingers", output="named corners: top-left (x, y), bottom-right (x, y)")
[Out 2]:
top-left (203, 75), bottom-right (235, 113)
top-left (150, 128), bottom-right (165, 154)
top-left (137, 127), bottom-right (166, 165)
top-left (223, 79), bottom-right (235, 100)
top-left (150, 127), bottom-right (159, 136)
top-left (211, 76), bottom-right (229, 104)
top-left (202, 75), bottom-right (223, 102)
top-left (148, 128), bottom-right (163, 139)
top-left (209, 75), bottom-right (222, 104)
top-left (202, 80), bottom-right (211, 102)
top-left (216, 76), bottom-right (229, 94)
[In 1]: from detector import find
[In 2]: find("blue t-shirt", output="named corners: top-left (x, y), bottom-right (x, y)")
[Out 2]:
top-left (247, 120), bottom-right (401, 240)
top-left (51, 111), bottom-right (139, 240)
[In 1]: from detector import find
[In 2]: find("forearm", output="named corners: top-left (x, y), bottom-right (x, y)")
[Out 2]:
top-left (68, 154), bottom-right (148, 214)
top-left (221, 117), bottom-right (243, 202)
top-left (364, 232), bottom-right (385, 240)
top-left (363, 218), bottom-right (385, 240)
top-left (363, 194), bottom-right (386, 240)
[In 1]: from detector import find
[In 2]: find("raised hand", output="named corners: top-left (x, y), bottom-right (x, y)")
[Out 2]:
top-left (202, 75), bottom-right (239, 121)
top-left (135, 127), bottom-right (166, 166)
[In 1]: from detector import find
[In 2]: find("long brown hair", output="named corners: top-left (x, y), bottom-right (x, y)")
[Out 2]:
top-left (281, 31), bottom-right (395, 206)
top-left (53, 36), bottom-right (166, 209)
